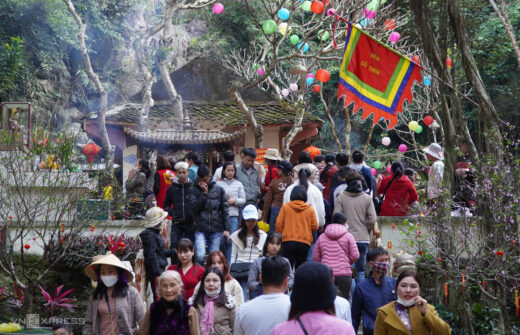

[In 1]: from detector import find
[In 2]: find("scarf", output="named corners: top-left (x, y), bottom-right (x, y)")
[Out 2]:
top-left (346, 180), bottom-right (363, 193)
top-left (200, 294), bottom-right (219, 335)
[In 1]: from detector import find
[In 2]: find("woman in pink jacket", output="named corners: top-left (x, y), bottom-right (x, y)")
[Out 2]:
top-left (272, 262), bottom-right (356, 335)
top-left (313, 212), bottom-right (359, 300)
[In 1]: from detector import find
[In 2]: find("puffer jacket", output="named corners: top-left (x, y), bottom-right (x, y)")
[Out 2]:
top-left (191, 180), bottom-right (230, 233)
top-left (216, 178), bottom-right (246, 217)
top-left (313, 224), bottom-right (360, 277)
top-left (163, 178), bottom-right (196, 225)
top-left (139, 227), bottom-right (175, 278)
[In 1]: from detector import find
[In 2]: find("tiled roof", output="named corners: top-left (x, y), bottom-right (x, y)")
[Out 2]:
top-left (103, 102), bottom-right (322, 127)
top-left (124, 128), bottom-right (246, 144)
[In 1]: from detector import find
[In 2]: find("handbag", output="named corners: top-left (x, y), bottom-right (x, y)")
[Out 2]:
top-left (229, 240), bottom-right (253, 280)
top-left (375, 174), bottom-right (398, 215)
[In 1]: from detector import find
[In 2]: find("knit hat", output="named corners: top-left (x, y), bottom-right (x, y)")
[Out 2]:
top-left (290, 262), bottom-right (336, 311)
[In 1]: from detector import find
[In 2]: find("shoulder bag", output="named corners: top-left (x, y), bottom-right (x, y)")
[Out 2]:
top-left (229, 239), bottom-right (253, 280)
top-left (374, 175), bottom-right (398, 215)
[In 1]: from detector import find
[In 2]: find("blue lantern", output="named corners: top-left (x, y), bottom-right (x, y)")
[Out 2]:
top-left (278, 8), bottom-right (290, 20)
top-left (306, 77), bottom-right (314, 85)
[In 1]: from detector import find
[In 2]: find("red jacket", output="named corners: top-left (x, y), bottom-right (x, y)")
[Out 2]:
top-left (321, 165), bottom-right (338, 201)
top-left (263, 164), bottom-right (279, 192)
top-left (154, 169), bottom-right (175, 209)
top-left (379, 174), bottom-right (418, 216)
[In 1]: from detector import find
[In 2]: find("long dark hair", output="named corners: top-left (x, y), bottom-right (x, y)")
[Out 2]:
top-left (192, 267), bottom-right (227, 308)
top-left (205, 251), bottom-right (232, 282)
top-left (391, 161), bottom-right (404, 178)
top-left (139, 159), bottom-right (152, 179)
top-left (92, 266), bottom-right (129, 299)
top-left (175, 238), bottom-right (199, 275)
top-left (298, 168), bottom-right (311, 190)
top-left (220, 161), bottom-right (237, 180)
top-left (320, 153), bottom-right (336, 183)
top-left (262, 232), bottom-right (282, 256)
top-left (156, 155), bottom-right (171, 171)
top-left (288, 304), bottom-right (335, 320)
top-left (237, 217), bottom-right (261, 248)
top-left (298, 151), bottom-right (313, 164)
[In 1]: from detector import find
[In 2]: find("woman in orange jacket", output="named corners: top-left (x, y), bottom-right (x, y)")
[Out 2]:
top-left (276, 184), bottom-right (318, 270)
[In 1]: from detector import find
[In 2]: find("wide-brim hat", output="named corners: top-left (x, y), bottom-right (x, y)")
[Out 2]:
top-left (290, 262), bottom-right (336, 311)
top-left (144, 207), bottom-right (168, 228)
top-left (85, 253), bottom-right (133, 281)
top-left (264, 148), bottom-right (282, 161)
top-left (422, 143), bottom-right (444, 160)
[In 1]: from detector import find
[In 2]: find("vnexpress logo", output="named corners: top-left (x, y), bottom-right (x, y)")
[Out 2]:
top-left (26, 314), bottom-right (40, 328)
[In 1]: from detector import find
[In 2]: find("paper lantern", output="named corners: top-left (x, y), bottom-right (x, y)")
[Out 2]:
top-left (262, 20), bottom-right (277, 34)
top-left (389, 32), bottom-right (400, 43)
top-left (367, 0), bottom-right (387, 11)
top-left (289, 35), bottom-right (300, 45)
top-left (313, 85), bottom-right (321, 92)
top-left (257, 67), bottom-right (264, 75)
top-left (278, 22), bottom-right (290, 35)
top-left (304, 145), bottom-right (321, 159)
top-left (371, 168), bottom-right (377, 176)
top-left (82, 143), bottom-right (101, 163)
top-left (306, 77), bottom-right (314, 85)
top-left (306, 73), bottom-right (314, 78)
top-left (302, 1), bottom-right (312, 11)
top-left (311, 1), bottom-right (325, 14)
top-left (281, 88), bottom-right (290, 97)
top-left (382, 136), bottom-right (391, 146)
top-left (252, 63), bottom-right (260, 71)
top-left (423, 75), bottom-right (432, 86)
top-left (414, 125), bottom-right (423, 134)
top-left (326, 8), bottom-right (336, 16)
top-left (212, 3), bottom-right (224, 14)
top-left (384, 19), bottom-right (396, 30)
top-left (24, 244), bottom-right (30, 250)
top-left (387, 165), bottom-right (392, 173)
top-left (318, 29), bottom-right (329, 41)
top-left (408, 121), bottom-right (419, 131)
top-left (373, 160), bottom-right (382, 169)
top-left (398, 144), bottom-right (407, 153)
top-left (298, 42), bottom-right (309, 52)
top-left (363, 8), bottom-right (376, 19)
top-left (360, 18), bottom-right (369, 27)
top-left (278, 8), bottom-right (290, 20)
top-left (423, 115), bottom-right (434, 125)
top-left (446, 57), bottom-right (453, 68)
top-left (290, 83), bottom-right (298, 91)
top-left (412, 55), bottom-right (421, 64)
top-left (316, 69), bottom-right (330, 82)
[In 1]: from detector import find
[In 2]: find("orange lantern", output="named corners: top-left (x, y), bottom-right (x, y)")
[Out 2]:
top-left (82, 143), bottom-right (101, 163)
top-left (311, 1), bottom-right (325, 14)
top-left (446, 57), bottom-right (453, 68)
top-left (316, 69), bottom-right (330, 82)
top-left (304, 145), bottom-right (321, 160)
top-left (384, 19), bottom-right (396, 30)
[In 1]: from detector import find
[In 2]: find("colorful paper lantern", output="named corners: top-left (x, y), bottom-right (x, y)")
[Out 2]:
top-left (389, 32), bottom-right (400, 43)
top-left (446, 57), bottom-right (453, 68)
top-left (278, 8), bottom-right (290, 20)
top-left (423, 75), bottom-right (432, 86)
top-left (412, 55), bottom-right (421, 64)
top-left (360, 18), bottom-right (369, 27)
top-left (408, 121), bottom-right (419, 131)
top-left (384, 19), bottom-right (396, 30)
top-left (382, 136), bottom-right (391, 146)
top-left (252, 63), bottom-right (260, 71)
top-left (281, 88), bottom-right (290, 97)
top-left (304, 145), bottom-right (321, 159)
top-left (316, 69), bottom-right (330, 82)
top-left (24, 244), bottom-right (30, 250)
top-left (423, 115), bottom-right (434, 125)
top-left (363, 8), bottom-right (376, 19)
top-left (387, 165), bottom-right (392, 173)
top-left (326, 8), bottom-right (336, 16)
top-left (318, 29), bottom-right (329, 41)
top-left (398, 144), bottom-right (407, 153)
top-left (313, 85), bottom-right (321, 92)
top-left (414, 125), bottom-right (423, 134)
top-left (311, 1), bottom-right (325, 14)
top-left (278, 22), bottom-right (290, 35)
top-left (367, 0), bottom-right (387, 11)
top-left (257, 67), bottom-right (264, 75)
top-left (371, 168), bottom-right (377, 176)
top-left (82, 143), bottom-right (101, 163)
top-left (289, 35), bottom-right (300, 45)
top-left (373, 160), bottom-right (382, 169)
top-left (290, 83), bottom-right (298, 91)
top-left (262, 20), bottom-right (277, 34)
top-left (306, 77), bottom-right (314, 85)
top-left (212, 3), bottom-right (224, 14)
top-left (298, 42), bottom-right (309, 52)
top-left (302, 1), bottom-right (312, 11)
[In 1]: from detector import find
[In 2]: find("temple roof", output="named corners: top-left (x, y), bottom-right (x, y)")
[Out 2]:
top-left (124, 127), bottom-right (246, 144)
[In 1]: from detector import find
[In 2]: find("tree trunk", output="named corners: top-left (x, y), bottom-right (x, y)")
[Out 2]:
top-left (64, 0), bottom-right (114, 168)
top-left (230, 88), bottom-right (264, 148)
top-left (281, 104), bottom-right (305, 160)
top-left (345, 107), bottom-right (351, 155)
top-left (364, 122), bottom-right (376, 154)
top-left (21, 285), bottom-right (34, 327)
top-left (488, 0), bottom-right (520, 68)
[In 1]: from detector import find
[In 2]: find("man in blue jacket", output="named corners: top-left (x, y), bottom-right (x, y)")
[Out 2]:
top-left (351, 247), bottom-right (396, 335)
top-left (350, 150), bottom-right (375, 197)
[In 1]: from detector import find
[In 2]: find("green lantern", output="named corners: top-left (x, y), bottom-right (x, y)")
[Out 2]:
top-left (252, 63), bottom-right (260, 71)
top-left (414, 125), bottom-right (423, 134)
top-left (373, 160), bottom-right (382, 169)
top-left (301, 1), bottom-right (312, 12)
top-left (318, 29), bottom-right (330, 41)
top-left (289, 35), bottom-right (300, 45)
top-left (262, 20), bottom-right (277, 34)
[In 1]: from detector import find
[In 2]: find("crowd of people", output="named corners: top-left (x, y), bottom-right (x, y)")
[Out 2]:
top-left (55, 146), bottom-right (461, 335)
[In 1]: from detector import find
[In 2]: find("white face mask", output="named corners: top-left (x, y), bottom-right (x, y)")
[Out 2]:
top-left (101, 275), bottom-right (119, 287)
top-left (397, 297), bottom-right (416, 307)
top-left (204, 287), bottom-right (221, 298)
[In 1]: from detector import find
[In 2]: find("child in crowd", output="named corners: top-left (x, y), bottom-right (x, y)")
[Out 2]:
top-left (247, 232), bottom-right (294, 298)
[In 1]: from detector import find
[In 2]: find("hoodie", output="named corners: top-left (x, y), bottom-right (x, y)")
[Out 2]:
top-left (313, 224), bottom-right (360, 276)
top-left (334, 190), bottom-right (376, 242)
top-left (275, 200), bottom-right (318, 246)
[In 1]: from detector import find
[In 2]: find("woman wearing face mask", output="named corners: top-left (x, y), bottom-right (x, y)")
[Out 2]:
top-left (190, 267), bottom-right (236, 335)
top-left (83, 253), bottom-right (146, 335)
top-left (374, 270), bottom-right (451, 335)
top-left (137, 270), bottom-right (199, 335)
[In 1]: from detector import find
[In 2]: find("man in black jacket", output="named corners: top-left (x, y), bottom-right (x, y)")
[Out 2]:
top-left (139, 207), bottom-right (176, 301)
top-left (191, 165), bottom-right (230, 265)
top-left (163, 161), bottom-right (196, 250)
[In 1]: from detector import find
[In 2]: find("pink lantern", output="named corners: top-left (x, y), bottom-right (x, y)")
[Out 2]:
top-left (281, 88), bottom-right (290, 97)
top-left (371, 168), bottom-right (377, 176)
top-left (327, 8), bottom-right (336, 16)
top-left (382, 136), bottom-right (391, 146)
top-left (363, 8), bottom-right (376, 19)
top-left (290, 83), bottom-right (298, 91)
top-left (389, 32), bottom-right (401, 43)
top-left (398, 144), bottom-right (407, 153)
top-left (306, 73), bottom-right (315, 79)
top-left (387, 165), bottom-right (392, 173)
top-left (257, 68), bottom-right (264, 75)
top-left (212, 3), bottom-right (224, 14)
